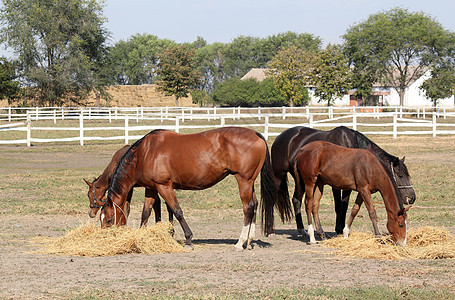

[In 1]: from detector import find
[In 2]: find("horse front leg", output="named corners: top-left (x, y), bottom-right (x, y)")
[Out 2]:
top-left (333, 189), bottom-right (351, 234)
top-left (357, 190), bottom-right (380, 237)
top-left (156, 184), bottom-right (193, 250)
top-left (343, 193), bottom-right (362, 238)
top-left (141, 189), bottom-right (157, 227)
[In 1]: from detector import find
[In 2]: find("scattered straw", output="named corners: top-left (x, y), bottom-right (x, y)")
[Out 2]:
top-left (36, 222), bottom-right (184, 256)
top-left (321, 226), bottom-right (455, 260)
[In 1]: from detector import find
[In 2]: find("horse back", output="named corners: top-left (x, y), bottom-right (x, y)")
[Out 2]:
top-left (136, 127), bottom-right (266, 189)
top-left (296, 141), bottom-right (384, 191)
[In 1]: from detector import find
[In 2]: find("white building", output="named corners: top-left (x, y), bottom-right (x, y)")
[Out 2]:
top-left (241, 68), bottom-right (455, 107)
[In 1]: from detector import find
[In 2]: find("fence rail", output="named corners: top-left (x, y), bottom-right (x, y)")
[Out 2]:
top-left (0, 106), bottom-right (454, 146)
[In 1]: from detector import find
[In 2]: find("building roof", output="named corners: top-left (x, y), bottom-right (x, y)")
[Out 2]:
top-left (241, 68), bottom-right (269, 82)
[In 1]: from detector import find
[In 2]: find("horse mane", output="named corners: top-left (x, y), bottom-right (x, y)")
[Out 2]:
top-left (106, 129), bottom-right (166, 203)
top-left (350, 128), bottom-right (404, 209)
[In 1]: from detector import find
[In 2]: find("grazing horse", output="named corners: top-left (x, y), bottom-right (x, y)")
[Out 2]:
top-left (262, 126), bottom-right (415, 236)
top-left (294, 141), bottom-right (409, 245)
top-left (100, 127), bottom-right (274, 251)
top-left (84, 145), bottom-right (173, 226)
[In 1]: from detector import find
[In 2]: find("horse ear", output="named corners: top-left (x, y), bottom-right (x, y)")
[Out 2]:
top-left (398, 207), bottom-right (406, 216)
top-left (83, 179), bottom-right (93, 187)
top-left (405, 206), bottom-right (411, 212)
top-left (401, 156), bottom-right (406, 163)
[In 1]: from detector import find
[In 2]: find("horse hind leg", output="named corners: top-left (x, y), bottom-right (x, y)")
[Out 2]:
top-left (312, 183), bottom-right (325, 240)
top-left (234, 177), bottom-right (257, 251)
top-left (344, 193), bottom-right (363, 239)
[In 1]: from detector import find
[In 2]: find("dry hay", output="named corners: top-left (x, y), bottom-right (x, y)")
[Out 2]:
top-left (321, 226), bottom-right (455, 260)
top-left (37, 222), bottom-right (184, 256)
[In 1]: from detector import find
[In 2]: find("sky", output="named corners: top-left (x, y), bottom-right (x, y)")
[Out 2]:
top-left (1, 0), bottom-right (454, 58)
top-left (104, 0), bottom-right (455, 46)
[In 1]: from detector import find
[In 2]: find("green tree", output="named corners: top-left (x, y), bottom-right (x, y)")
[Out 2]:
top-left (343, 7), bottom-right (453, 106)
top-left (420, 67), bottom-right (455, 109)
top-left (211, 77), bottom-right (287, 107)
top-left (0, 0), bottom-right (109, 106)
top-left (0, 58), bottom-right (19, 102)
top-left (311, 44), bottom-right (352, 106)
top-left (156, 45), bottom-right (201, 106)
top-left (107, 34), bottom-right (176, 85)
top-left (267, 46), bottom-right (313, 107)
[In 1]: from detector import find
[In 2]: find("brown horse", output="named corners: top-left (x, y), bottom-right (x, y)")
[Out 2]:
top-left (84, 145), bottom-right (173, 226)
top-left (294, 141), bottom-right (408, 245)
top-left (100, 127), bottom-right (274, 251)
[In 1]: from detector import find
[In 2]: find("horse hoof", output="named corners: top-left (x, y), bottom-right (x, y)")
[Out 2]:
top-left (233, 245), bottom-right (244, 252)
top-left (183, 244), bottom-right (194, 251)
top-left (297, 228), bottom-right (307, 236)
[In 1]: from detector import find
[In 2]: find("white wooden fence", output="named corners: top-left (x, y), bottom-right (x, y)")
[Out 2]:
top-left (0, 106), bottom-right (454, 146)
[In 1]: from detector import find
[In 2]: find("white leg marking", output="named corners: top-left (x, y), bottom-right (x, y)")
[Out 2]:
top-left (101, 213), bottom-right (105, 223)
top-left (308, 224), bottom-right (316, 244)
top-left (403, 220), bottom-right (407, 246)
top-left (234, 225), bottom-right (249, 250)
top-left (343, 225), bottom-right (350, 239)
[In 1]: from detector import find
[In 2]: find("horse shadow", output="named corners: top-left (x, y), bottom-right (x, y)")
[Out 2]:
top-left (273, 228), bottom-right (339, 243)
top-left (192, 238), bottom-right (272, 249)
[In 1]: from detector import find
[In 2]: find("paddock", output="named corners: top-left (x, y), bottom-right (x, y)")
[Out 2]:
top-left (0, 133), bottom-right (454, 299)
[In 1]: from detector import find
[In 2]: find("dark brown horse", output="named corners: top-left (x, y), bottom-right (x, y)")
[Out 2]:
top-left (84, 145), bottom-right (173, 226)
top-left (294, 141), bottom-right (409, 245)
top-left (100, 127), bottom-right (274, 250)
top-left (263, 126), bottom-right (415, 236)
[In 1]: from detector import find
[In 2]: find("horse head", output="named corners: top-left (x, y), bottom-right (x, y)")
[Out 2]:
top-left (84, 178), bottom-right (106, 218)
top-left (392, 157), bottom-right (416, 205)
top-left (100, 196), bottom-right (128, 229)
top-left (387, 206), bottom-right (411, 246)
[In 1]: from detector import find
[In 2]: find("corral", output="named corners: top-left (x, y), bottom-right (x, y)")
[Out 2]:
top-left (0, 120), bottom-right (454, 299)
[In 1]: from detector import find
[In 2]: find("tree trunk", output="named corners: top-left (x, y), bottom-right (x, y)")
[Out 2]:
top-left (93, 87), bottom-right (101, 107)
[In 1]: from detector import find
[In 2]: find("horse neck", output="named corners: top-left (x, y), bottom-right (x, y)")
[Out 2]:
top-left (376, 165), bottom-right (402, 216)
top-left (95, 170), bottom-right (110, 193)
top-left (107, 150), bottom-right (139, 207)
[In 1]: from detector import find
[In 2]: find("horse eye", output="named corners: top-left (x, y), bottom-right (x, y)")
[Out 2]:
top-left (398, 224), bottom-right (404, 228)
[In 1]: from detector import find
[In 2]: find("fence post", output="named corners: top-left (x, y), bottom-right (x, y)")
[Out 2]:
top-left (393, 113), bottom-right (397, 139)
top-left (220, 116), bottom-right (225, 127)
top-left (27, 113), bottom-right (31, 147)
top-left (61, 107), bottom-right (64, 120)
top-left (309, 114), bottom-right (313, 128)
top-left (329, 107), bottom-right (333, 119)
top-left (175, 116), bottom-right (180, 133)
top-left (352, 110), bottom-right (357, 131)
top-left (79, 113), bottom-right (84, 146)
top-left (8, 106), bottom-right (11, 122)
top-left (264, 115), bottom-right (269, 141)
top-left (282, 106), bottom-right (286, 120)
top-left (258, 107), bottom-right (261, 120)
top-left (53, 109), bottom-right (56, 124)
top-left (432, 113), bottom-right (437, 137)
top-left (443, 108), bottom-right (447, 120)
top-left (125, 115), bottom-right (130, 145)
top-left (423, 107), bottom-right (426, 119)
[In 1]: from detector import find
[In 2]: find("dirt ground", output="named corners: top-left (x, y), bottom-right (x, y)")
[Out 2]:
top-left (1, 144), bottom-right (454, 299)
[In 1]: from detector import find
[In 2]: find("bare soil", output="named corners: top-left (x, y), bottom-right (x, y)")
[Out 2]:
top-left (0, 144), bottom-right (454, 299)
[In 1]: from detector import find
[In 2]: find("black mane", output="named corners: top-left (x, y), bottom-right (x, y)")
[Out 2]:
top-left (106, 129), bottom-right (166, 203)
top-left (349, 127), bottom-right (404, 208)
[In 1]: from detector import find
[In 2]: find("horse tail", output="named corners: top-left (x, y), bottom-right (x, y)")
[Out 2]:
top-left (258, 135), bottom-right (277, 236)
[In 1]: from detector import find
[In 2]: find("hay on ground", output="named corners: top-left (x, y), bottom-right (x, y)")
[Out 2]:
top-left (321, 226), bottom-right (455, 260)
top-left (38, 222), bottom-right (184, 256)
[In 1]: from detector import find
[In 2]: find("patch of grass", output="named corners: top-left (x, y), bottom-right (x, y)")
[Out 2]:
top-left (63, 285), bottom-right (455, 300)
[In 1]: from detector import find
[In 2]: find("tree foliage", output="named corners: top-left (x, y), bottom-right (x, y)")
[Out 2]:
top-left (211, 78), bottom-right (288, 107)
top-left (267, 46), bottom-right (313, 107)
top-left (0, 57), bottom-right (19, 102)
top-left (310, 44), bottom-right (352, 106)
top-left (156, 45), bottom-right (201, 106)
top-left (0, 0), bottom-right (109, 106)
top-left (343, 7), bottom-right (453, 106)
top-left (420, 67), bottom-right (455, 108)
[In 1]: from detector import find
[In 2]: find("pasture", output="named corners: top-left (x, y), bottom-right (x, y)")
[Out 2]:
top-left (0, 122), bottom-right (454, 299)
